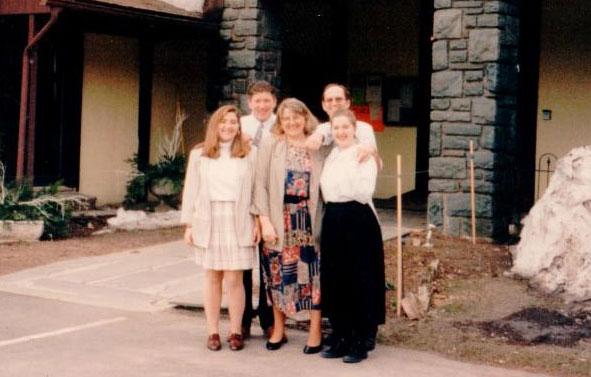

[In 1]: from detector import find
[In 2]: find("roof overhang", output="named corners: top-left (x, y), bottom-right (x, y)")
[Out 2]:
top-left (42, 0), bottom-right (217, 24)
top-left (0, 0), bottom-right (50, 14)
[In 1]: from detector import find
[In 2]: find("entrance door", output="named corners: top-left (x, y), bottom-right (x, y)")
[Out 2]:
top-left (0, 15), bottom-right (28, 180)
top-left (280, 0), bottom-right (348, 120)
top-left (34, 17), bottom-right (83, 188)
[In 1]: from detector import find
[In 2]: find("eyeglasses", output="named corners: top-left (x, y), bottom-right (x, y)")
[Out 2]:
top-left (323, 97), bottom-right (346, 104)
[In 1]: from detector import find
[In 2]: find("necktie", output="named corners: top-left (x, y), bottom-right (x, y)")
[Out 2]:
top-left (253, 122), bottom-right (264, 147)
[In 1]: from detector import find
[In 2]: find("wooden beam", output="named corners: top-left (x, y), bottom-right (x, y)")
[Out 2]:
top-left (137, 40), bottom-right (153, 172)
top-left (0, 0), bottom-right (50, 14)
top-left (17, 8), bottom-right (61, 181)
top-left (26, 16), bottom-right (40, 181)
top-left (45, 0), bottom-right (209, 24)
top-left (16, 15), bottom-right (35, 181)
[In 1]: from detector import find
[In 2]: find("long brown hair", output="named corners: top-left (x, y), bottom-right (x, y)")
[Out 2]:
top-left (198, 105), bottom-right (250, 158)
top-left (272, 98), bottom-right (318, 137)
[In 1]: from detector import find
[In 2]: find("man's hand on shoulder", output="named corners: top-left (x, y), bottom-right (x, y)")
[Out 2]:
top-left (305, 133), bottom-right (324, 151)
top-left (356, 145), bottom-right (376, 163)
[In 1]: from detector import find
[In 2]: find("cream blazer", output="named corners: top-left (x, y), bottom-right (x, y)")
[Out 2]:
top-left (252, 136), bottom-right (329, 251)
top-left (180, 147), bottom-right (256, 248)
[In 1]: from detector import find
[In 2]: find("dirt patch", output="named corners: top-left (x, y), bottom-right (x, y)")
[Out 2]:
top-left (474, 308), bottom-right (591, 347)
top-left (383, 234), bottom-right (514, 319)
top-left (0, 226), bottom-right (184, 276)
top-left (380, 233), bottom-right (591, 377)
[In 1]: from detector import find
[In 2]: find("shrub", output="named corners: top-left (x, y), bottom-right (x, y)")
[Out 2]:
top-left (123, 154), bottom-right (186, 208)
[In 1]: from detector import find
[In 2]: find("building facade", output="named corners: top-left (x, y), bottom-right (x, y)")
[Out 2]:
top-left (3, 1), bottom-right (590, 238)
top-left (217, 0), bottom-right (591, 240)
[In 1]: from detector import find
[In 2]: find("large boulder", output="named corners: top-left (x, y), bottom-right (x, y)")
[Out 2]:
top-left (512, 146), bottom-right (591, 303)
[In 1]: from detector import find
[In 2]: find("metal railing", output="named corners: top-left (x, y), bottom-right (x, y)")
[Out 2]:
top-left (535, 153), bottom-right (557, 201)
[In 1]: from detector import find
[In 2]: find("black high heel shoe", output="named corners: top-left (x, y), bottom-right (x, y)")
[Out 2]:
top-left (265, 336), bottom-right (288, 351)
top-left (303, 343), bottom-right (323, 354)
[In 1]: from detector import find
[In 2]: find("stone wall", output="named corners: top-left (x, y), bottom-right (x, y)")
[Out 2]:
top-left (219, 0), bottom-right (281, 111)
top-left (428, 0), bottom-right (520, 238)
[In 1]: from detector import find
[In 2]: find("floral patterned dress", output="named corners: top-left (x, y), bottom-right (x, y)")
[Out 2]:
top-left (261, 145), bottom-right (321, 315)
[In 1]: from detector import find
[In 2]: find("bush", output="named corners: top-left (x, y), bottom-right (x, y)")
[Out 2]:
top-left (123, 154), bottom-right (186, 209)
top-left (123, 156), bottom-right (148, 207)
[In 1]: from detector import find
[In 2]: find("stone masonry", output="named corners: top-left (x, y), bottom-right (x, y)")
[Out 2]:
top-left (429, 0), bottom-right (520, 238)
top-left (219, 0), bottom-right (282, 112)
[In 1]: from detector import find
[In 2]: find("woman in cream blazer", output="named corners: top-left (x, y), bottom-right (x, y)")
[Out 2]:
top-left (182, 148), bottom-right (256, 250)
top-left (181, 105), bottom-right (259, 352)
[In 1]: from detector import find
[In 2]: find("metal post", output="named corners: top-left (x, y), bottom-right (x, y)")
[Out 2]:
top-left (469, 140), bottom-right (476, 244)
top-left (396, 154), bottom-right (403, 317)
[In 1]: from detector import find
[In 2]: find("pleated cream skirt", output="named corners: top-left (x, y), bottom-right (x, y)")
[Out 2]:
top-left (194, 201), bottom-right (255, 271)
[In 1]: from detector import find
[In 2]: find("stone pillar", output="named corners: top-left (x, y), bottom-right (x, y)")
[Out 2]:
top-left (428, 0), bottom-right (520, 238)
top-left (219, 0), bottom-right (281, 112)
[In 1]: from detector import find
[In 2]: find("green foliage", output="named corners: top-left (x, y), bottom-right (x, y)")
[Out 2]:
top-left (0, 180), bottom-right (72, 239)
top-left (123, 154), bottom-right (186, 208)
top-left (390, 298), bottom-right (397, 310)
top-left (0, 180), bottom-right (38, 220)
top-left (146, 154), bottom-right (186, 191)
top-left (123, 156), bottom-right (148, 206)
top-left (124, 175), bottom-right (148, 207)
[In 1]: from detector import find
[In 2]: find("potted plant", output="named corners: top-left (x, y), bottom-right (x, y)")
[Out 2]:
top-left (124, 104), bottom-right (188, 210)
top-left (0, 162), bottom-right (85, 241)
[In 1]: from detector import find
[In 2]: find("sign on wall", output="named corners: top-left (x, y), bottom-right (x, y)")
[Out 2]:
top-left (351, 74), bottom-right (418, 128)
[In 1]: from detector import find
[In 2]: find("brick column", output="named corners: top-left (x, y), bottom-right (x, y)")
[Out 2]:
top-left (428, 0), bottom-right (520, 238)
top-left (219, 0), bottom-right (281, 112)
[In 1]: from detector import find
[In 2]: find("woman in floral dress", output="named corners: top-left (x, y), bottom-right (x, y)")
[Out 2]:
top-left (253, 98), bottom-right (327, 354)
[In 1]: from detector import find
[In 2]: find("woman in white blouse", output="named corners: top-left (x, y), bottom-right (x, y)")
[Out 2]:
top-left (319, 109), bottom-right (385, 363)
top-left (181, 105), bottom-right (260, 352)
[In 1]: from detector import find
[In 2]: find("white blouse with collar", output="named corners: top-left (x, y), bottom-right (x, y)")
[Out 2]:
top-left (320, 144), bottom-right (377, 204)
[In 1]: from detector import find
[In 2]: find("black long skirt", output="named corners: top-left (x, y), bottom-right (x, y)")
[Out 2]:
top-left (320, 201), bottom-right (385, 343)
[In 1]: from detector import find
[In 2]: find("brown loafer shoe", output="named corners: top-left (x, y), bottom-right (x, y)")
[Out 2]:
top-left (229, 333), bottom-right (244, 351)
top-left (207, 334), bottom-right (222, 351)
top-left (226, 327), bottom-right (251, 342)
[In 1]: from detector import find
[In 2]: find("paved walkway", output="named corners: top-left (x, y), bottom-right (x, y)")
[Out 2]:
top-left (0, 211), bottom-right (552, 377)
top-left (0, 210), bottom-right (427, 312)
top-left (0, 293), bottom-right (548, 377)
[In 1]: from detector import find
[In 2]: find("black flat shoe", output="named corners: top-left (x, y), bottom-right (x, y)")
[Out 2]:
top-left (364, 337), bottom-right (376, 351)
top-left (321, 342), bottom-right (347, 359)
top-left (265, 336), bottom-right (287, 351)
top-left (343, 343), bottom-right (368, 363)
top-left (303, 344), bottom-right (323, 354)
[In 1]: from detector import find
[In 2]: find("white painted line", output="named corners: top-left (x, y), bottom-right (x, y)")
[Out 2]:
top-left (0, 317), bottom-right (127, 348)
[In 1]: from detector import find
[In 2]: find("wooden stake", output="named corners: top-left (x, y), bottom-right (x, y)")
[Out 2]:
top-left (469, 140), bottom-right (476, 244)
top-left (396, 154), bottom-right (403, 317)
